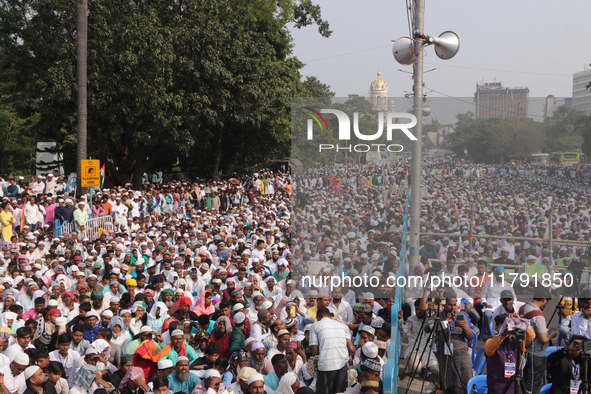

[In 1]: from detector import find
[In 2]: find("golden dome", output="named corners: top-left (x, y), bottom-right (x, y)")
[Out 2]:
top-left (371, 71), bottom-right (387, 90)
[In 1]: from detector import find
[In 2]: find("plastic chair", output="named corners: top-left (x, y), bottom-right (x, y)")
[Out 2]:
top-left (475, 356), bottom-right (486, 375)
top-left (472, 346), bottom-right (485, 370)
top-left (540, 383), bottom-right (551, 394)
top-left (546, 346), bottom-right (559, 357)
top-left (466, 375), bottom-right (488, 394)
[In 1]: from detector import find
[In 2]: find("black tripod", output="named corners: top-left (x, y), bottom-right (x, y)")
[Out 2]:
top-left (405, 298), bottom-right (466, 393)
top-left (501, 331), bottom-right (527, 394)
top-left (578, 352), bottom-right (590, 394)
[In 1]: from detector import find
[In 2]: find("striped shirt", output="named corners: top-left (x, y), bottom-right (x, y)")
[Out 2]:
top-left (309, 317), bottom-right (350, 371)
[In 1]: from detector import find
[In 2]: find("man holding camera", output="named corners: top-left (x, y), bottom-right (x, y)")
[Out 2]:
top-left (484, 314), bottom-right (535, 393)
top-left (547, 335), bottom-right (588, 394)
top-left (520, 287), bottom-right (558, 394)
top-left (425, 289), bottom-right (473, 392)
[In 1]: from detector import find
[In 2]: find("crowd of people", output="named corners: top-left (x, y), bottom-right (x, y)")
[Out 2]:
top-left (1, 156), bottom-right (591, 394)
top-left (290, 157), bottom-right (591, 394)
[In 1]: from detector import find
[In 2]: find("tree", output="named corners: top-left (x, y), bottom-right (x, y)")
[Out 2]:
top-left (545, 106), bottom-right (586, 152)
top-left (0, 0), bottom-right (330, 185)
top-left (447, 117), bottom-right (545, 163)
top-left (580, 116), bottom-right (591, 160)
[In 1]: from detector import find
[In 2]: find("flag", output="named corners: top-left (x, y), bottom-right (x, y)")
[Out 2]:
top-left (100, 164), bottom-right (105, 188)
top-left (21, 203), bottom-right (27, 227)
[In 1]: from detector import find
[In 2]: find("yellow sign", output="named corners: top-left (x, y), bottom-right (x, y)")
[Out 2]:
top-left (81, 160), bottom-right (100, 187)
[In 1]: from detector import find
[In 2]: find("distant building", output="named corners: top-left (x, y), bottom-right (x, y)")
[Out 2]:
top-left (544, 95), bottom-right (572, 120)
top-left (572, 68), bottom-right (591, 115)
top-left (428, 120), bottom-right (456, 148)
top-left (368, 71), bottom-right (395, 112)
top-left (474, 82), bottom-right (529, 119)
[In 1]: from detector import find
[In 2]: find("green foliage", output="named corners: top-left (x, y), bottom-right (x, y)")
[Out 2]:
top-left (447, 117), bottom-right (545, 163)
top-left (580, 116), bottom-right (591, 160)
top-left (0, 0), bottom-right (331, 183)
top-left (545, 106), bottom-right (586, 152)
top-left (0, 107), bottom-right (39, 175)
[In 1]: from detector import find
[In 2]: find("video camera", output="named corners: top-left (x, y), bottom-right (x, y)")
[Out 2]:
top-left (576, 340), bottom-right (591, 353)
top-left (512, 329), bottom-right (526, 342)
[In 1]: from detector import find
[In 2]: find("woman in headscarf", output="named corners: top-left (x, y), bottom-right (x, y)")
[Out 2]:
top-left (192, 291), bottom-right (214, 317)
top-left (210, 316), bottom-right (233, 359)
top-left (58, 291), bottom-right (79, 320)
top-left (275, 372), bottom-right (300, 394)
top-left (118, 367), bottom-right (151, 394)
top-left (146, 302), bottom-right (169, 333)
top-left (223, 350), bottom-right (248, 386)
top-left (108, 316), bottom-right (132, 351)
top-left (130, 302), bottom-right (147, 334)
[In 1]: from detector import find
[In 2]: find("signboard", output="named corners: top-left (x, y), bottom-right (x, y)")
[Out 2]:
top-left (81, 160), bottom-right (100, 187)
top-left (307, 260), bottom-right (329, 275)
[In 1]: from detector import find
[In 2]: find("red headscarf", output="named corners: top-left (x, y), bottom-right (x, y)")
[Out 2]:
top-left (177, 297), bottom-right (192, 308)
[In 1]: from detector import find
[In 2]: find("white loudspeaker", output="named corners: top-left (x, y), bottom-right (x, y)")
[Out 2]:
top-left (432, 31), bottom-right (460, 60)
top-left (392, 37), bottom-right (415, 65)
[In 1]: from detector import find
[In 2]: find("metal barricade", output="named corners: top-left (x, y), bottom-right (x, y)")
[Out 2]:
top-left (56, 215), bottom-right (113, 241)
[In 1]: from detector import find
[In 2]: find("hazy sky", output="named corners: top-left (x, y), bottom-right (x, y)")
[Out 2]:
top-left (289, 1), bottom-right (591, 103)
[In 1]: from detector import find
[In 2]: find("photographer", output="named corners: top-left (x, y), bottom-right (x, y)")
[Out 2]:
top-left (425, 289), bottom-right (473, 392)
top-left (547, 335), bottom-right (588, 394)
top-left (400, 299), bottom-right (438, 377)
top-left (521, 287), bottom-right (558, 394)
top-left (484, 314), bottom-right (535, 393)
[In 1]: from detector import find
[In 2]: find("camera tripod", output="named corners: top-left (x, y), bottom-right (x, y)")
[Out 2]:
top-left (577, 352), bottom-right (590, 394)
top-left (403, 298), bottom-right (466, 394)
top-left (501, 331), bottom-right (527, 394)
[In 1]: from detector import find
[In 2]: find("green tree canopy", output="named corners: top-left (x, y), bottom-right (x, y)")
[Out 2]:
top-left (0, 0), bottom-right (330, 184)
top-left (447, 117), bottom-right (545, 163)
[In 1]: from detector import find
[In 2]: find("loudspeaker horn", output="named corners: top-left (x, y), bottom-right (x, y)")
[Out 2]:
top-left (392, 37), bottom-right (415, 65)
top-left (432, 31), bottom-right (460, 60)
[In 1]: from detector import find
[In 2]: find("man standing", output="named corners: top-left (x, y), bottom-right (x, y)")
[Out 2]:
top-left (521, 287), bottom-right (558, 394)
top-left (309, 307), bottom-right (354, 394)
top-left (73, 202), bottom-right (87, 233)
top-left (329, 288), bottom-right (354, 325)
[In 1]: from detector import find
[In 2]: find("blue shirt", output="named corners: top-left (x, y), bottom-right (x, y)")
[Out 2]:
top-left (168, 371), bottom-right (201, 394)
top-left (264, 372), bottom-right (280, 391)
top-left (83, 325), bottom-right (100, 343)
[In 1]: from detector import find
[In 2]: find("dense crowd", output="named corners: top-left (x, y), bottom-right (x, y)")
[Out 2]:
top-left (290, 158), bottom-right (591, 394)
top-left (1, 157), bottom-right (591, 394)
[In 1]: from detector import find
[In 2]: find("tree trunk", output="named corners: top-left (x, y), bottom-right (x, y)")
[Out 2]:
top-left (75, 0), bottom-right (88, 197)
top-left (212, 128), bottom-right (225, 180)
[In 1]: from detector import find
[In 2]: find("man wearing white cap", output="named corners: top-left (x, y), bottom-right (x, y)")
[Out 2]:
top-left (0, 353), bottom-right (29, 394)
top-left (22, 365), bottom-right (53, 394)
top-left (146, 359), bottom-right (174, 391)
top-left (167, 356), bottom-right (200, 394)
top-left (247, 373), bottom-right (266, 394)
top-left (191, 369), bottom-right (225, 394)
top-left (160, 329), bottom-right (198, 365)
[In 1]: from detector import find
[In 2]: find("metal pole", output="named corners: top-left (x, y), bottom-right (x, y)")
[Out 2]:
top-left (420, 231), bottom-right (588, 246)
top-left (408, 0), bottom-right (425, 269)
top-left (76, 0), bottom-right (88, 198)
top-left (549, 213), bottom-right (553, 265)
top-left (469, 201), bottom-right (475, 251)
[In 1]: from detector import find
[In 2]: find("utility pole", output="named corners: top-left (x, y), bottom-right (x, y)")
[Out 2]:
top-left (408, 0), bottom-right (425, 268)
top-left (76, 0), bottom-right (88, 197)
